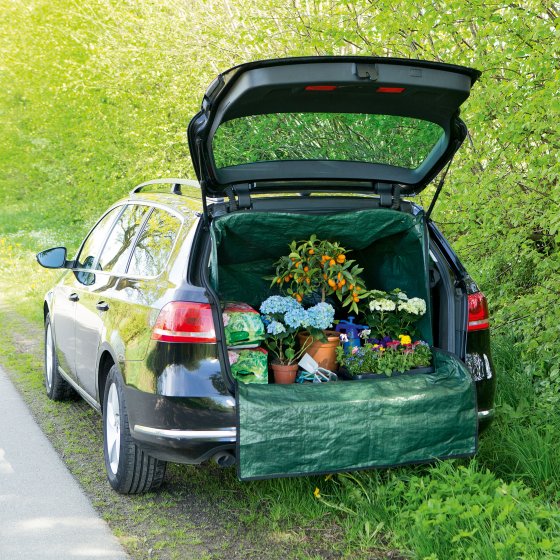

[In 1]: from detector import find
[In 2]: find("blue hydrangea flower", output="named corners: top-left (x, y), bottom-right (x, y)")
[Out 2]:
top-left (284, 306), bottom-right (308, 329)
top-left (305, 302), bottom-right (335, 330)
top-left (260, 295), bottom-right (300, 316)
top-left (266, 320), bottom-right (286, 335)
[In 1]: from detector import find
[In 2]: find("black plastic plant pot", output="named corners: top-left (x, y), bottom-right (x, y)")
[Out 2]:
top-left (338, 365), bottom-right (434, 380)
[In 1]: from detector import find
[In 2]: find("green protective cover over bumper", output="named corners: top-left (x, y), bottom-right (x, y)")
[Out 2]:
top-left (237, 350), bottom-right (477, 480)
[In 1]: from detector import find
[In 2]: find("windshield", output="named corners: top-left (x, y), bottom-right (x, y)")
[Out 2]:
top-left (212, 113), bottom-right (444, 170)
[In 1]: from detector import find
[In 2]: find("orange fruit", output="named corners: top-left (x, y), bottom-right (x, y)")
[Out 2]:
top-left (356, 286), bottom-right (361, 292)
top-left (329, 259), bottom-right (336, 267)
top-left (295, 261), bottom-right (301, 268)
top-left (337, 254), bottom-right (346, 263)
top-left (284, 276), bottom-right (290, 283)
top-left (328, 278), bottom-right (336, 288)
top-left (353, 297), bottom-right (359, 303)
top-left (306, 278), bottom-right (311, 284)
top-left (337, 272), bottom-right (342, 280)
top-left (308, 249), bottom-right (315, 255)
top-left (337, 282), bottom-right (343, 289)
top-left (276, 278), bottom-right (282, 284)
top-left (295, 294), bottom-right (302, 302)
top-left (340, 278), bottom-right (346, 286)
top-left (323, 273), bottom-right (328, 280)
top-left (303, 266), bottom-right (309, 272)
top-left (349, 283), bottom-right (354, 290)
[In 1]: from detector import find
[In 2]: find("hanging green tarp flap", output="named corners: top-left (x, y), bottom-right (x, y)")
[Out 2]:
top-left (237, 350), bottom-right (477, 480)
top-left (210, 208), bottom-right (432, 343)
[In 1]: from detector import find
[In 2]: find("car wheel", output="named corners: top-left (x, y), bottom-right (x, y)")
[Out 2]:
top-left (103, 365), bottom-right (166, 494)
top-left (44, 313), bottom-right (74, 400)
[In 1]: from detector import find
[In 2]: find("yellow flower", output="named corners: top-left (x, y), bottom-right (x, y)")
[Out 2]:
top-left (399, 334), bottom-right (412, 345)
top-left (313, 487), bottom-right (321, 498)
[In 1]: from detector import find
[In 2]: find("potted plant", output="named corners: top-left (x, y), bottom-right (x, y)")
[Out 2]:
top-left (260, 296), bottom-right (335, 383)
top-left (270, 235), bottom-right (369, 369)
top-left (364, 289), bottom-right (427, 339)
top-left (336, 336), bottom-right (432, 378)
top-left (270, 234), bottom-right (368, 314)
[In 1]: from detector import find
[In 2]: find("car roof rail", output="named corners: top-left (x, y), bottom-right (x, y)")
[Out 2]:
top-left (130, 178), bottom-right (201, 196)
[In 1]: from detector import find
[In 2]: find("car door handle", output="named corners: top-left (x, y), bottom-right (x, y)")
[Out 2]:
top-left (96, 301), bottom-right (109, 312)
top-left (69, 293), bottom-right (79, 302)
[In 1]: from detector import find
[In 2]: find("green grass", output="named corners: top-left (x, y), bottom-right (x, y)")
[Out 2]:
top-left (5, 280), bottom-right (560, 558)
top-left (477, 337), bottom-right (560, 499)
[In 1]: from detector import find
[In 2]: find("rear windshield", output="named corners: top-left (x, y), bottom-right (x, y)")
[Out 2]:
top-left (212, 113), bottom-right (444, 170)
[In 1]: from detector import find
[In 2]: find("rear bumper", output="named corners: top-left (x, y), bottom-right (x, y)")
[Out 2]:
top-left (124, 385), bottom-right (236, 464)
top-left (133, 425), bottom-right (236, 442)
top-left (477, 409), bottom-right (494, 421)
top-left (130, 424), bottom-right (236, 464)
top-left (477, 408), bottom-right (495, 434)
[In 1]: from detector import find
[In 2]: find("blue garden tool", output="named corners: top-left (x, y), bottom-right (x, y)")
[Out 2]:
top-left (335, 316), bottom-right (369, 352)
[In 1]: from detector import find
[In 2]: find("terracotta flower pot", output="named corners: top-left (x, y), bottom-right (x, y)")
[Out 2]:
top-left (297, 330), bottom-right (340, 371)
top-left (271, 362), bottom-right (298, 384)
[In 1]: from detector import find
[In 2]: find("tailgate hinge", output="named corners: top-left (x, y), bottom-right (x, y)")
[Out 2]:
top-left (377, 183), bottom-right (401, 210)
top-left (225, 183), bottom-right (253, 211)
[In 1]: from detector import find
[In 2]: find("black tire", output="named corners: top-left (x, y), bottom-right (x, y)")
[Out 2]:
top-left (44, 313), bottom-right (75, 400)
top-left (103, 365), bottom-right (166, 494)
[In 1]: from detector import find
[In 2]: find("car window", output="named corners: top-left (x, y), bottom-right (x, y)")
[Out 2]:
top-left (127, 208), bottom-right (182, 278)
top-left (97, 205), bottom-right (149, 274)
top-left (213, 113), bottom-right (444, 170)
top-left (76, 206), bottom-right (122, 270)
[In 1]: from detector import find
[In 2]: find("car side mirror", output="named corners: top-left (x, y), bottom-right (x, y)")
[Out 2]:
top-left (36, 247), bottom-right (72, 269)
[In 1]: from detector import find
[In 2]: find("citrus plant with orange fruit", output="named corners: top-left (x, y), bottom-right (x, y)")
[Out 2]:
top-left (270, 235), bottom-right (368, 314)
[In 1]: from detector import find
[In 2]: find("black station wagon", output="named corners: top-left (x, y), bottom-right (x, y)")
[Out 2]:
top-left (37, 56), bottom-right (495, 493)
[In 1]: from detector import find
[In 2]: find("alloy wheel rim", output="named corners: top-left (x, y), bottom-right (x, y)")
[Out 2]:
top-left (45, 324), bottom-right (53, 391)
top-left (106, 383), bottom-right (121, 475)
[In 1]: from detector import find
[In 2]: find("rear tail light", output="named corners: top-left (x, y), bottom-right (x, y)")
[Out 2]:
top-left (152, 302), bottom-right (216, 343)
top-left (376, 86), bottom-right (405, 93)
top-left (468, 292), bottom-right (490, 332)
top-left (304, 85), bottom-right (338, 91)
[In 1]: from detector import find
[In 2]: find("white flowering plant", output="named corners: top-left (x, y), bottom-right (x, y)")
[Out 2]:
top-left (364, 289), bottom-right (427, 339)
top-left (259, 296), bottom-right (335, 365)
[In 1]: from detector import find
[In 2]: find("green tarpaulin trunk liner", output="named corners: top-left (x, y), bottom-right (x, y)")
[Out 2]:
top-left (210, 208), bottom-right (433, 343)
top-left (237, 350), bottom-right (477, 480)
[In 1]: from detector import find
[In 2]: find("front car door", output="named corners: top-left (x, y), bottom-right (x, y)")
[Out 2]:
top-left (51, 206), bottom-right (122, 382)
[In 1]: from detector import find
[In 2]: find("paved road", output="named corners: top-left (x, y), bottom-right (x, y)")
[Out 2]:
top-left (0, 365), bottom-right (128, 559)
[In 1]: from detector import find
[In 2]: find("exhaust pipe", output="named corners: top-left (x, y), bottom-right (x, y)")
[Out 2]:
top-left (212, 451), bottom-right (236, 468)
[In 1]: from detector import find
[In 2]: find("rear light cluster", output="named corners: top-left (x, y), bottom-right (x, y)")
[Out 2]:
top-left (467, 292), bottom-right (490, 332)
top-left (151, 302), bottom-right (216, 343)
top-left (304, 85), bottom-right (338, 91)
top-left (376, 86), bottom-right (405, 93)
top-left (303, 85), bottom-right (405, 93)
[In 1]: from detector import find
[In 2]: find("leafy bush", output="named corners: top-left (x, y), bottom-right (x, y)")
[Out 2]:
top-left (315, 462), bottom-right (560, 558)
